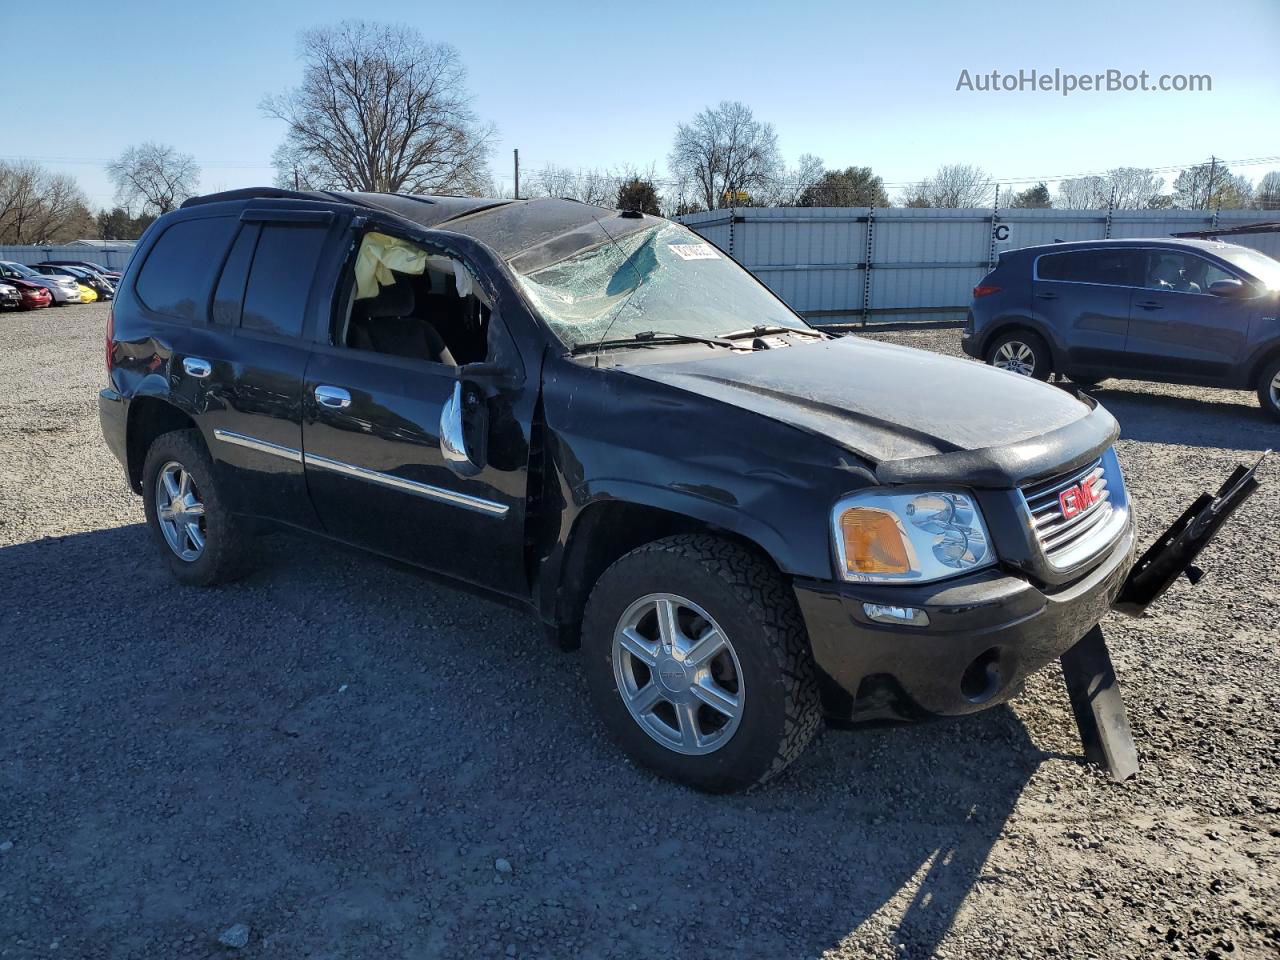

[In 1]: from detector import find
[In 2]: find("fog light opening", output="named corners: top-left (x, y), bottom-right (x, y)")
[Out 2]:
top-left (960, 647), bottom-right (1002, 704)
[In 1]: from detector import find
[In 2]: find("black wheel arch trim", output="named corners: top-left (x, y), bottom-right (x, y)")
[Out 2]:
top-left (538, 481), bottom-right (814, 644)
top-left (980, 318), bottom-right (1059, 369)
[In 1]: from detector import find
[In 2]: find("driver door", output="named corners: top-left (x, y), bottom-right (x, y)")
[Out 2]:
top-left (1124, 249), bottom-right (1256, 381)
top-left (301, 228), bottom-right (535, 597)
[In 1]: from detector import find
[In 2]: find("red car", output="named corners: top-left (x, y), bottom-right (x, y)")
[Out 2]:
top-left (12, 279), bottom-right (52, 310)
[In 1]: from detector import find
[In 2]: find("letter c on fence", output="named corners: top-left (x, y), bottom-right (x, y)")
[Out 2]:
top-left (994, 224), bottom-right (1011, 242)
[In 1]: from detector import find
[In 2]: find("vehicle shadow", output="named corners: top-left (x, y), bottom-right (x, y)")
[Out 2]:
top-left (0, 525), bottom-right (1060, 958)
top-left (1080, 382), bottom-right (1278, 451)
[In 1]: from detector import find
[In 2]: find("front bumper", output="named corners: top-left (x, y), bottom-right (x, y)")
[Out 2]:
top-left (793, 521), bottom-right (1135, 723)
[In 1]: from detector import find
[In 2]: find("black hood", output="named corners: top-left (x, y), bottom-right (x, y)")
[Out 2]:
top-left (618, 335), bottom-right (1117, 486)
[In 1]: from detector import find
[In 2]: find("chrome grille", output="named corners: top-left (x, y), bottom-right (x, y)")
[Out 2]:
top-left (1020, 450), bottom-right (1128, 570)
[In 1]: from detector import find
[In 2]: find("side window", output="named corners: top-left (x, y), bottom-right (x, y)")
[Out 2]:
top-left (1037, 250), bottom-right (1138, 287)
top-left (1143, 251), bottom-right (1234, 294)
top-left (211, 225), bottom-right (259, 326)
top-left (241, 224), bottom-right (329, 338)
top-left (135, 216), bottom-right (237, 322)
top-left (335, 231), bottom-right (493, 367)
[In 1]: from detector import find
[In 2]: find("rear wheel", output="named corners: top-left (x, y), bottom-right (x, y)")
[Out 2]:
top-left (582, 535), bottom-right (822, 793)
top-left (986, 330), bottom-right (1051, 380)
top-left (1257, 357), bottom-right (1280, 422)
top-left (142, 428), bottom-right (250, 585)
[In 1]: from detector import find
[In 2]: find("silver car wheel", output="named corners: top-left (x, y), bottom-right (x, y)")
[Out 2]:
top-left (1270, 370), bottom-right (1280, 409)
top-left (993, 340), bottom-right (1036, 376)
top-left (155, 460), bottom-right (206, 562)
top-left (612, 593), bottom-right (744, 756)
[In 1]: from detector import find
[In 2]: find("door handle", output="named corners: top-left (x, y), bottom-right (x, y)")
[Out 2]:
top-left (1135, 301), bottom-right (1164, 310)
top-left (182, 357), bottom-right (212, 378)
top-left (315, 385), bottom-right (352, 409)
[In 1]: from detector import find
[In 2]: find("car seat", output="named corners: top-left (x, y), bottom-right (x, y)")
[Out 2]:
top-left (348, 279), bottom-right (456, 365)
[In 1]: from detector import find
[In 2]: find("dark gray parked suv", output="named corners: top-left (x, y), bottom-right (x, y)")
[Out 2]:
top-left (961, 238), bottom-right (1280, 419)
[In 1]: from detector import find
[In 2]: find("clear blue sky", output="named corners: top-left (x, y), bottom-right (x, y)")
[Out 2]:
top-left (4, 0), bottom-right (1277, 207)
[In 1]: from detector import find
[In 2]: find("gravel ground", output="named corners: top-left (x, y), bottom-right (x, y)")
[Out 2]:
top-left (1, 303), bottom-right (1277, 960)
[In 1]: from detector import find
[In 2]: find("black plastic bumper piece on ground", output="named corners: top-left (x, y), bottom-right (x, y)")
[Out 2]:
top-left (1060, 624), bottom-right (1138, 782)
top-left (1112, 453), bottom-right (1266, 617)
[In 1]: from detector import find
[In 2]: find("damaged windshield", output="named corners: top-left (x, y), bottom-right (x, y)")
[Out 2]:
top-left (513, 222), bottom-right (809, 349)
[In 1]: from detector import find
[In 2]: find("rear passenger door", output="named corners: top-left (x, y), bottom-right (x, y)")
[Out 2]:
top-left (190, 209), bottom-right (340, 529)
top-left (1033, 248), bottom-right (1142, 375)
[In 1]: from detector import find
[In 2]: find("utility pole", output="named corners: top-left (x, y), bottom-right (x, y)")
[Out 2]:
top-left (1205, 155), bottom-right (1218, 210)
top-left (513, 149), bottom-right (520, 200)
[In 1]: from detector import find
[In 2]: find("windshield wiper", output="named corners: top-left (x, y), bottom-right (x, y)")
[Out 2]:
top-left (570, 330), bottom-right (734, 355)
top-left (716, 324), bottom-right (824, 340)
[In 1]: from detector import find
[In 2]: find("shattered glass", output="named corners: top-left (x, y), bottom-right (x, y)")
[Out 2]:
top-left (515, 223), bottom-right (807, 348)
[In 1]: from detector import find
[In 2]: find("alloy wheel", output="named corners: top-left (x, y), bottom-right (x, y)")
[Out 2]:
top-left (155, 461), bottom-right (207, 562)
top-left (993, 340), bottom-right (1036, 376)
top-left (612, 593), bottom-right (744, 755)
top-left (1271, 370), bottom-right (1280, 410)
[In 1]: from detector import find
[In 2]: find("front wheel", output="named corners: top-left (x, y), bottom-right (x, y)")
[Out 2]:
top-left (986, 330), bottom-right (1051, 380)
top-left (581, 535), bottom-right (822, 793)
top-left (1258, 357), bottom-right (1280, 422)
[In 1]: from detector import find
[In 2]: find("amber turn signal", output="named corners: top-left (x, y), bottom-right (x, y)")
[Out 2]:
top-left (839, 508), bottom-right (912, 575)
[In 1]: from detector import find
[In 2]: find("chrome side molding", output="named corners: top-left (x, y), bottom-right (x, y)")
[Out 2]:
top-left (211, 429), bottom-right (507, 517)
top-left (303, 453), bottom-right (508, 516)
top-left (212, 429), bottom-right (303, 464)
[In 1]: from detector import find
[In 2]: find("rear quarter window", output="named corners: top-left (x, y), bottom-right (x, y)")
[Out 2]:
top-left (1037, 249), bottom-right (1139, 287)
top-left (134, 216), bottom-right (238, 322)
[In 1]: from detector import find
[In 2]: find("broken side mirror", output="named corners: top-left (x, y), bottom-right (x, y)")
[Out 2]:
top-left (440, 379), bottom-right (490, 477)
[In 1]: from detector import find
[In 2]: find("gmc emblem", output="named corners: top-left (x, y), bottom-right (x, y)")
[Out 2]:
top-left (1059, 474), bottom-right (1102, 520)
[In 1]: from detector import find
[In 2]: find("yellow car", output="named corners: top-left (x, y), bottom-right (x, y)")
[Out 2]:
top-left (78, 284), bottom-right (97, 303)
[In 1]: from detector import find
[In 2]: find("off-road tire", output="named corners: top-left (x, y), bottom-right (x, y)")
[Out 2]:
top-left (581, 534), bottom-right (822, 793)
top-left (1256, 356), bottom-right (1280, 423)
top-left (986, 329), bottom-right (1052, 381)
top-left (142, 428), bottom-right (250, 586)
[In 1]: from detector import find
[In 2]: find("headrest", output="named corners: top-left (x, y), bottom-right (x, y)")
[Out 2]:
top-left (357, 280), bottom-right (415, 320)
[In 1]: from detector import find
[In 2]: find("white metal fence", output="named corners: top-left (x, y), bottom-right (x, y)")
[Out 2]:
top-left (0, 244), bottom-right (136, 272)
top-left (677, 207), bottom-right (1280, 326)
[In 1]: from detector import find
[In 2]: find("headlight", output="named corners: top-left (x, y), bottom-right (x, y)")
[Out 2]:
top-left (832, 489), bottom-right (996, 583)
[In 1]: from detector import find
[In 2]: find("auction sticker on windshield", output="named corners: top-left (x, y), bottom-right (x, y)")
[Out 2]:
top-left (668, 243), bottom-right (721, 261)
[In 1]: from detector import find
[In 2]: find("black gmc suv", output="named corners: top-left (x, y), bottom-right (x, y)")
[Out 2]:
top-left (101, 188), bottom-right (1146, 792)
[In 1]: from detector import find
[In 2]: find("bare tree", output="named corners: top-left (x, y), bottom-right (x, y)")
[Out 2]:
top-left (1172, 162), bottom-right (1253, 210)
top-left (1107, 167), bottom-right (1164, 208)
top-left (106, 142), bottom-right (200, 215)
top-left (902, 164), bottom-right (994, 208)
top-left (271, 142), bottom-right (344, 192)
top-left (529, 165), bottom-right (614, 206)
top-left (669, 101), bottom-right (782, 210)
top-left (0, 161), bottom-right (93, 243)
top-left (759, 153), bottom-right (826, 207)
top-left (1257, 171), bottom-right (1280, 211)
top-left (263, 20), bottom-right (494, 195)
top-left (1054, 175), bottom-right (1111, 209)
